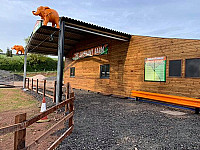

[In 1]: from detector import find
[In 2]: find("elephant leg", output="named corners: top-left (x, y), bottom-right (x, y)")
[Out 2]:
top-left (43, 18), bottom-right (49, 26)
top-left (55, 20), bottom-right (60, 29)
top-left (16, 50), bottom-right (19, 55)
top-left (52, 22), bottom-right (55, 27)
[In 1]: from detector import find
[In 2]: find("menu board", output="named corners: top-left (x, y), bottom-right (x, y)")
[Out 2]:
top-left (145, 56), bottom-right (166, 82)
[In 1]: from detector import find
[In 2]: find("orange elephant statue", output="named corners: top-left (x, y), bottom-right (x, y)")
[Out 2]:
top-left (11, 45), bottom-right (24, 55)
top-left (32, 6), bottom-right (60, 29)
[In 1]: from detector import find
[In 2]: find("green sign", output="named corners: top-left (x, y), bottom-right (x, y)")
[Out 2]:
top-left (72, 44), bottom-right (108, 60)
top-left (145, 56), bottom-right (166, 82)
top-left (33, 20), bottom-right (42, 34)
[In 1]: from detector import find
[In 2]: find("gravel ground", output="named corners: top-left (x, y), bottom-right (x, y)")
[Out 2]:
top-left (55, 89), bottom-right (200, 150)
top-left (0, 69), bottom-right (23, 81)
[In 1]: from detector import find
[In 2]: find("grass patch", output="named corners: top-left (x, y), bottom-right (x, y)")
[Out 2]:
top-left (0, 89), bottom-right (38, 112)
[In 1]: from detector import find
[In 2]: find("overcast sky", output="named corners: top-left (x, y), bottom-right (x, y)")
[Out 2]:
top-left (0, 0), bottom-right (200, 52)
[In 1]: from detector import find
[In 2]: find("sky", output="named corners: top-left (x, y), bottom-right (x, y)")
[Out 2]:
top-left (1, 0), bottom-right (200, 53)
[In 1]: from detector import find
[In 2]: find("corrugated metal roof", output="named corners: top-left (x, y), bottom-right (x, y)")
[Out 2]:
top-left (26, 17), bottom-right (131, 56)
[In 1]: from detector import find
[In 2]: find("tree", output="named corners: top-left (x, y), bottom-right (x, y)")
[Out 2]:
top-left (6, 47), bottom-right (12, 57)
top-left (24, 36), bottom-right (30, 45)
top-left (0, 49), bottom-right (3, 53)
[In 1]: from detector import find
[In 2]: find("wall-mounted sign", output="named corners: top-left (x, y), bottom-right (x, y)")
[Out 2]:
top-left (72, 44), bottom-right (108, 60)
top-left (33, 20), bottom-right (42, 34)
top-left (144, 56), bottom-right (166, 82)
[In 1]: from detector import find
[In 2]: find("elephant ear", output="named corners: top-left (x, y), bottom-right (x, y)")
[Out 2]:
top-left (44, 6), bottom-right (50, 10)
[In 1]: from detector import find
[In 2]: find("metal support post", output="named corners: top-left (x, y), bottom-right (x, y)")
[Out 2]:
top-left (23, 48), bottom-right (28, 89)
top-left (56, 18), bottom-right (65, 105)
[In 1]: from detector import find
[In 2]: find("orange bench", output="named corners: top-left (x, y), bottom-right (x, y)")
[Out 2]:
top-left (131, 90), bottom-right (200, 114)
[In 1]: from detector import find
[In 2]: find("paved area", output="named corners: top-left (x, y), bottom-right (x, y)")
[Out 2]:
top-left (56, 89), bottom-right (200, 150)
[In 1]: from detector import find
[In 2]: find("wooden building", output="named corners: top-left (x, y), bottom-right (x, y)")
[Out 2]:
top-left (26, 17), bottom-right (200, 99)
top-left (64, 33), bottom-right (200, 99)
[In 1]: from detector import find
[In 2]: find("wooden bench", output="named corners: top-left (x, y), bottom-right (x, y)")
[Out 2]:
top-left (131, 90), bottom-right (200, 114)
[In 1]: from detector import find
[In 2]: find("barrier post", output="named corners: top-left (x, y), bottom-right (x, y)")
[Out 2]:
top-left (14, 113), bottom-right (26, 150)
top-left (27, 78), bottom-right (29, 89)
top-left (36, 79), bottom-right (38, 93)
top-left (53, 81), bottom-right (57, 103)
top-left (68, 99), bottom-right (74, 127)
top-left (31, 78), bottom-right (33, 90)
top-left (24, 78), bottom-right (26, 88)
top-left (43, 80), bottom-right (46, 97)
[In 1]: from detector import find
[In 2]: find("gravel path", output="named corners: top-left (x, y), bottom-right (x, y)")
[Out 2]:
top-left (56, 89), bottom-right (200, 150)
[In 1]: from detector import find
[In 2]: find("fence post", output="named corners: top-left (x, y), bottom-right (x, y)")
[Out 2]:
top-left (27, 78), bottom-right (29, 89)
top-left (65, 83), bottom-right (70, 112)
top-left (68, 99), bottom-right (74, 127)
top-left (14, 113), bottom-right (26, 150)
top-left (43, 80), bottom-right (46, 97)
top-left (53, 81), bottom-right (57, 103)
top-left (31, 78), bottom-right (33, 90)
top-left (36, 79), bottom-right (38, 93)
top-left (24, 78), bottom-right (26, 88)
top-left (67, 82), bottom-right (70, 99)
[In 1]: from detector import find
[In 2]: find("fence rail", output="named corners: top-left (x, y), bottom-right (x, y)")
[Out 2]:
top-left (24, 78), bottom-right (69, 102)
top-left (0, 78), bottom-right (75, 150)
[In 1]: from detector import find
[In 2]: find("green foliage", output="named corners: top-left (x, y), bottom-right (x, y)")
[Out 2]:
top-left (6, 47), bottom-right (12, 57)
top-left (0, 54), bottom-right (57, 72)
top-left (24, 36), bottom-right (30, 45)
top-left (0, 49), bottom-right (3, 52)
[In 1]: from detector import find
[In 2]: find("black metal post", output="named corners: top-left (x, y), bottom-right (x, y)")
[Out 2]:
top-left (56, 18), bottom-right (65, 104)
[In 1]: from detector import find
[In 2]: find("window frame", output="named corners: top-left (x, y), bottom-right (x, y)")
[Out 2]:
top-left (169, 59), bottom-right (182, 77)
top-left (100, 64), bottom-right (110, 79)
top-left (185, 58), bottom-right (200, 78)
top-left (70, 67), bottom-right (75, 78)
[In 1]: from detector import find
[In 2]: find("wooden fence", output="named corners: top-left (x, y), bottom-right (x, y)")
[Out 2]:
top-left (24, 78), bottom-right (65, 102)
top-left (0, 79), bottom-right (75, 150)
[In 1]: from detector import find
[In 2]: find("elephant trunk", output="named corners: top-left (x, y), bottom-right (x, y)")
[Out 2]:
top-left (32, 11), bottom-right (40, 16)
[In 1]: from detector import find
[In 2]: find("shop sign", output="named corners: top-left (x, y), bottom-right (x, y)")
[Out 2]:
top-left (72, 44), bottom-right (108, 60)
top-left (144, 56), bottom-right (166, 82)
top-left (33, 20), bottom-right (42, 34)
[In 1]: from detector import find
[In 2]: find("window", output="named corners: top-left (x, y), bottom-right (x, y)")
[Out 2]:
top-left (100, 64), bottom-right (110, 78)
top-left (70, 67), bottom-right (75, 77)
top-left (185, 58), bottom-right (200, 78)
top-left (169, 60), bottom-right (182, 77)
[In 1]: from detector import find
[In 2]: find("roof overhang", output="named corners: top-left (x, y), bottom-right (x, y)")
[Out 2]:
top-left (26, 17), bottom-right (131, 56)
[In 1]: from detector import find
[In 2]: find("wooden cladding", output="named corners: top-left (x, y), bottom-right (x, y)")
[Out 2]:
top-left (64, 35), bottom-right (200, 98)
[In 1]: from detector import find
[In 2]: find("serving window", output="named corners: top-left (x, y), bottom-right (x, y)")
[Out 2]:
top-left (70, 67), bottom-right (75, 77)
top-left (100, 64), bottom-right (110, 78)
top-left (169, 60), bottom-right (182, 77)
top-left (185, 58), bottom-right (200, 78)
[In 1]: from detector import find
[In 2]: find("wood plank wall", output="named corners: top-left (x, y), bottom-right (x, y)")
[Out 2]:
top-left (64, 35), bottom-right (200, 98)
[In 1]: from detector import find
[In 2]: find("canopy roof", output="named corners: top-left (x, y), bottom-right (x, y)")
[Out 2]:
top-left (26, 17), bottom-right (131, 56)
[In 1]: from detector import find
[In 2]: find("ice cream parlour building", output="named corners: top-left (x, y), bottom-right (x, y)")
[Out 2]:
top-left (27, 17), bottom-right (200, 99)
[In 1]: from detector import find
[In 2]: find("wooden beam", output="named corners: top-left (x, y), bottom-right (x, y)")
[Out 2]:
top-left (34, 32), bottom-right (80, 42)
top-left (31, 38), bottom-right (75, 48)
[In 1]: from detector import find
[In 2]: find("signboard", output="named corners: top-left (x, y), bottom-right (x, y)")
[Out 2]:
top-left (33, 20), bottom-right (42, 34)
top-left (144, 56), bottom-right (166, 82)
top-left (72, 44), bottom-right (108, 60)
